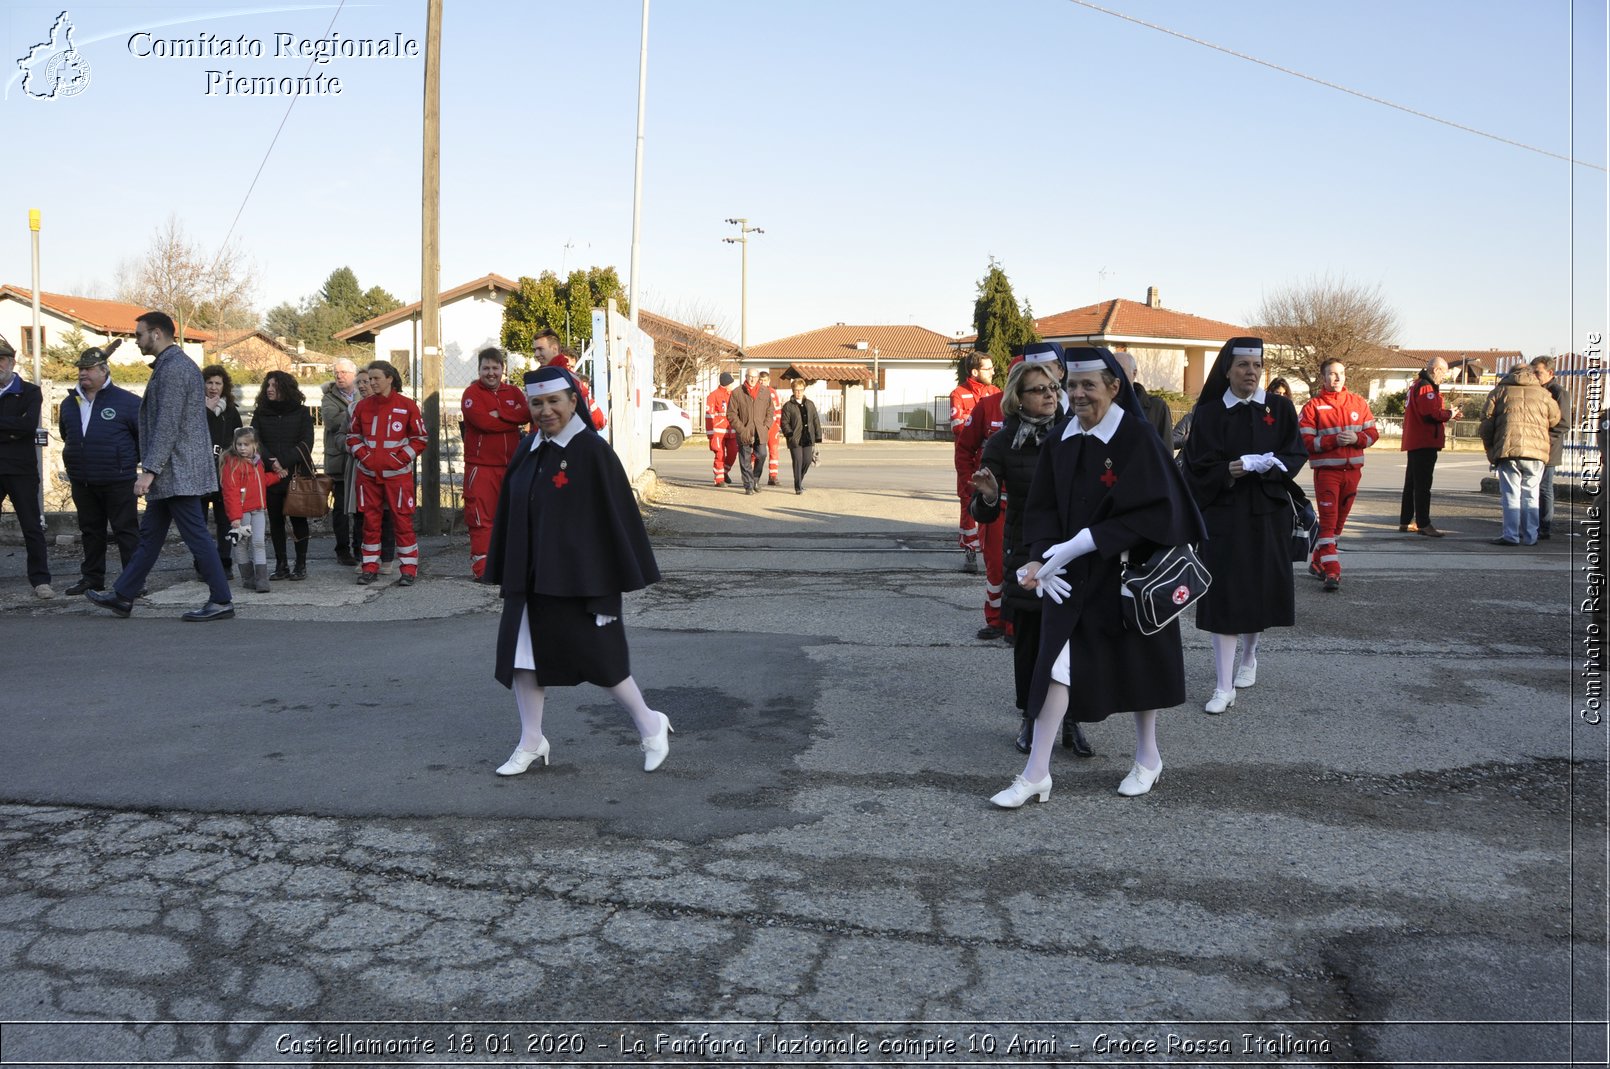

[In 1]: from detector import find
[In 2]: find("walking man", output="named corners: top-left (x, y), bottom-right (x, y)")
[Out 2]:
top-left (1299, 359), bottom-right (1379, 592)
top-left (60, 347), bottom-right (142, 595)
top-left (704, 372), bottom-right (737, 485)
top-left (1399, 356), bottom-right (1454, 537)
top-left (0, 336), bottom-right (52, 598)
top-left (86, 312), bottom-right (234, 620)
top-left (727, 369), bottom-right (774, 495)
top-left (761, 370), bottom-right (783, 486)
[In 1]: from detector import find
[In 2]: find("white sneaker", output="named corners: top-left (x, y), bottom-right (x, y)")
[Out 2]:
top-left (1204, 688), bottom-right (1236, 714)
top-left (33, 584), bottom-right (54, 600)
top-left (1233, 662), bottom-right (1257, 688)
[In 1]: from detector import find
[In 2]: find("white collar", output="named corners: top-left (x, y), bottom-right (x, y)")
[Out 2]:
top-left (1222, 387), bottom-right (1266, 408)
top-left (533, 412), bottom-right (588, 449)
top-left (1060, 401), bottom-right (1124, 443)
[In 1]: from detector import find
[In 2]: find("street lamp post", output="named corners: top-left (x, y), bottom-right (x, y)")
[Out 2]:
top-left (722, 217), bottom-right (763, 350)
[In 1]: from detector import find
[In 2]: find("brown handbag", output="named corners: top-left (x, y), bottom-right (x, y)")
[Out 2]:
top-left (283, 445), bottom-right (333, 518)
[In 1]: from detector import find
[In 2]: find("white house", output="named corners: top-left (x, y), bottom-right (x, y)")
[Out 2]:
top-left (334, 273), bottom-right (517, 389)
top-left (0, 285), bottom-right (211, 366)
top-left (744, 323), bottom-right (959, 439)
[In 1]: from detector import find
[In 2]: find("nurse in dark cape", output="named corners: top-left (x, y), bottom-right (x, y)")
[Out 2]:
top-left (990, 347), bottom-right (1205, 807)
top-left (1180, 337), bottom-right (1306, 715)
top-left (483, 366), bottom-right (674, 775)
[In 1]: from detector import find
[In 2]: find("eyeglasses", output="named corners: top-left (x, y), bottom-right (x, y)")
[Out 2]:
top-left (1020, 385), bottom-right (1060, 397)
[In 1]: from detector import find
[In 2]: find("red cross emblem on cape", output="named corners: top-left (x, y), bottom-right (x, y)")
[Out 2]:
top-left (1263, 408), bottom-right (1276, 425)
top-left (1099, 460), bottom-right (1117, 488)
top-left (552, 470), bottom-right (569, 488)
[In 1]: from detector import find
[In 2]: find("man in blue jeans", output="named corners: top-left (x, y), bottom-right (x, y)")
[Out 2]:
top-left (87, 311), bottom-right (234, 621)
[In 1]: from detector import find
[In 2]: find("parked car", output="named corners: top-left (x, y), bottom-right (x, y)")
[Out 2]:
top-left (650, 398), bottom-right (692, 449)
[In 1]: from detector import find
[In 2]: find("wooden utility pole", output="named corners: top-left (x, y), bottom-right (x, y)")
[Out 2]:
top-left (419, 0), bottom-right (443, 534)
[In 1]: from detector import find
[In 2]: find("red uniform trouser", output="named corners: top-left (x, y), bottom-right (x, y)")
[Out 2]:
top-left (464, 462), bottom-right (504, 578)
top-left (710, 432), bottom-right (738, 484)
top-left (956, 470), bottom-right (980, 552)
top-left (357, 471), bottom-right (419, 574)
top-left (1311, 465), bottom-right (1362, 579)
top-left (767, 429), bottom-right (781, 482)
top-left (981, 514), bottom-right (1006, 629)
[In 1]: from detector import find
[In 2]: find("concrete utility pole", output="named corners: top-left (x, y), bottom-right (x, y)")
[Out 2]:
top-left (627, 0), bottom-right (649, 328)
top-left (723, 217), bottom-right (763, 350)
top-left (419, 0), bottom-right (443, 535)
top-left (29, 210), bottom-right (45, 525)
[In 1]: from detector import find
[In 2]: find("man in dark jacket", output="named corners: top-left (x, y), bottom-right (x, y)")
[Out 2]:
top-left (86, 311), bottom-right (234, 620)
top-left (1530, 355), bottom-right (1571, 539)
top-left (0, 336), bottom-right (52, 598)
top-left (726, 368), bottom-right (775, 495)
top-left (59, 347), bottom-right (142, 595)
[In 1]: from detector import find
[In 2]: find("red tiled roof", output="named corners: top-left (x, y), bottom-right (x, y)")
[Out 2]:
top-left (1393, 347), bottom-right (1523, 366)
top-left (0, 285), bottom-right (214, 341)
top-left (782, 362), bottom-right (874, 383)
top-left (335, 273), bottom-right (520, 341)
top-left (1033, 298), bottom-right (1244, 343)
top-left (746, 324), bottom-right (954, 362)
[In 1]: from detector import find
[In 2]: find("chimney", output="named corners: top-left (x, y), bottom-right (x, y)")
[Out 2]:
top-left (296, 340), bottom-right (305, 355)
top-left (854, 339), bottom-right (869, 350)
top-left (1145, 286), bottom-right (1161, 309)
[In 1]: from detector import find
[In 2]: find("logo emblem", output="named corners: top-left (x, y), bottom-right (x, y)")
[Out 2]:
top-left (17, 12), bottom-right (91, 100)
top-left (390, 420), bottom-right (403, 432)
top-left (1171, 585), bottom-right (1190, 605)
top-left (99, 407), bottom-right (115, 420)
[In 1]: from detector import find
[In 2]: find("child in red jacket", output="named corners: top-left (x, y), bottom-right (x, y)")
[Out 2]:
top-left (219, 427), bottom-right (283, 593)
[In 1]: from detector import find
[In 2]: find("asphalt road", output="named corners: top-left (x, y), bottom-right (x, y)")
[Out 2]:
top-left (0, 440), bottom-right (1603, 1067)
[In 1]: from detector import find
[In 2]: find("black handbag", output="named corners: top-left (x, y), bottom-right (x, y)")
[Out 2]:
top-left (1288, 482), bottom-right (1319, 563)
top-left (1120, 543), bottom-right (1212, 635)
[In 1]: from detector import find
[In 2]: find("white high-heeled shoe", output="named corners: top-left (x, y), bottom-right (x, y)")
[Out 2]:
top-left (640, 711), bottom-right (673, 772)
top-left (1117, 759), bottom-right (1162, 796)
top-left (989, 773), bottom-right (1052, 808)
top-left (1204, 688), bottom-right (1236, 714)
top-left (495, 737), bottom-right (550, 776)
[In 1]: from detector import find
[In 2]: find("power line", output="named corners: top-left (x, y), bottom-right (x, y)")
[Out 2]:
top-left (209, 0), bottom-right (350, 274)
top-left (1064, 0), bottom-right (1606, 173)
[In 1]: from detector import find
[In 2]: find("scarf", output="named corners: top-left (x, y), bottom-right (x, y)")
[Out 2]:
top-left (1011, 410), bottom-right (1055, 450)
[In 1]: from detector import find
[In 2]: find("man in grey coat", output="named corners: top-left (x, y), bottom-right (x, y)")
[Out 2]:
top-left (87, 311), bottom-right (234, 620)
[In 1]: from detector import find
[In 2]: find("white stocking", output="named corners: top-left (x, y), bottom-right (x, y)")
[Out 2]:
top-left (1211, 633), bottom-right (1238, 692)
top-left (511, 669), bottom-right (546, 751)
top-left (1237, 632), bottom-right (1260, 672)
top-left (1023, 683), bottom-right (1069, 783)
top-left (609, 676), bottom-right (660, 737)
top-left (1133, 710), bottom-right (1160, 770)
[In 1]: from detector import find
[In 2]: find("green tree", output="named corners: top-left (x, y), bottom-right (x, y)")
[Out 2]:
top-left (320, 267), bottom-right (365, 321)
top-left (501, 266), bottom-right (630, 354)
top-left (969, 258), bottom-right (1038, 382)
top-left (261, 268), bottom-right (400, 356)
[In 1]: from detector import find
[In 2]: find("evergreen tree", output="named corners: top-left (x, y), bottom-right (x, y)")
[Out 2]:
top-left (969, 259), bottom-right (1039, 382)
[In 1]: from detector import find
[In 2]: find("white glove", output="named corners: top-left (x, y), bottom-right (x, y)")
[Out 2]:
top-left (1237, 452), bottom-right (1287, 474)
top-left (595, 614), bottom-right (618, 627)
top-left (1040, 529), bottom-right (1096, 576)
top-left (1037, 568), bottom-right (1072, 604)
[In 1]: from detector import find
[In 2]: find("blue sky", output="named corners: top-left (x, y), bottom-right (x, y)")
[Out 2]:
top-left (3, 0), bottom-right (1604, 357)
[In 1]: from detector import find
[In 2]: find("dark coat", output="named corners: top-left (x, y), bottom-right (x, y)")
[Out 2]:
top-left (0, 377), bottom-right (43, 477)
top-left (971, 414), bottom-right (1061, 613)
top-left (1541, 378), bottom-right (1570, 467)
top-left (1182, 393), bottom-right (1307, 634)
top-left (1022, 408), bottom-right (1206, 722)
top-left (251, 399), bottom-right (315, 476)
top-left (206, 401), bottom-right (243, 464)
top-left (1134, 385), bottom-right (1174, 444)
top-left (780, 397), bottom-right (821, 447)
top-left (140, 346), bottom-right (219, 499)
top-left (486, 422), bottom-right (660, 689)
top-left (727, 384), bottom-right (776, 445)
top-left (60, 382), bottom-right (141, 483)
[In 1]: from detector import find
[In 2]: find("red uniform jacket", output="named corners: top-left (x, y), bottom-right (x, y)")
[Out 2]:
top-left (1401, 378), bottom-right (1453, 452)
top-left (461, 380), bottom-right (531, 467)
top-left (951, 377), bottom-right (1000, 473)
top-left (347, 392), bottom-right (427, 479)
top-left (547, 354), bottom-right (607, 431)
top-left (705, 385), bottom-right (731, 435)
top-left (219, 457), bottom-right (281, 521)
top-left (1299, 388), bottom-right (1379, 468)
top-left (953, 391), bottom-right (1006, 475)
